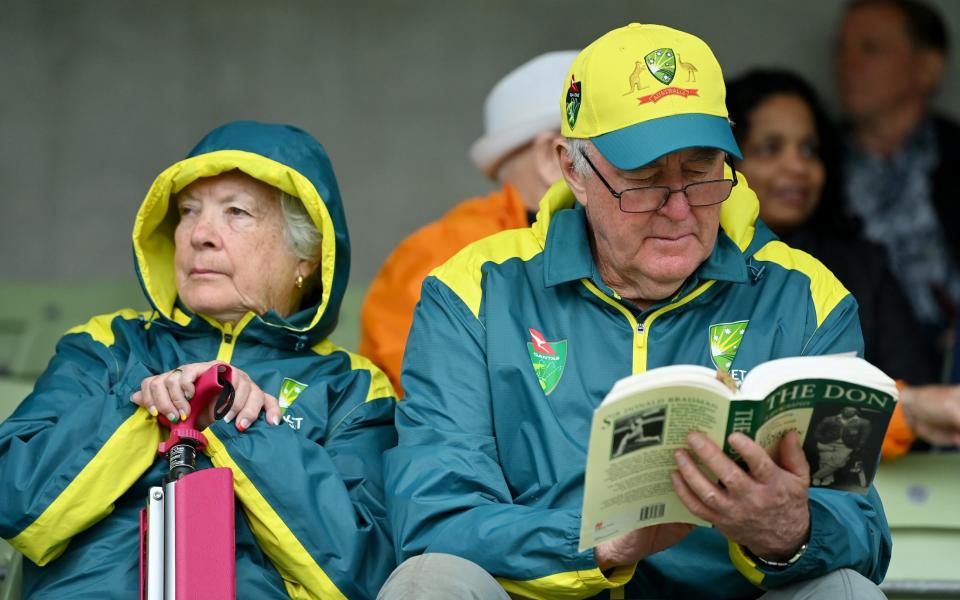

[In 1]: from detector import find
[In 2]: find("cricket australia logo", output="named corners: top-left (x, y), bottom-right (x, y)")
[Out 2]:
top-left (278, 377), bottom-right (308, 413)
top-left (645, 48), bottom-right (676, 85)
top-left (709, 320), bottom-right (748, 372)
top-left (527, 327), bottom-right (567, 395)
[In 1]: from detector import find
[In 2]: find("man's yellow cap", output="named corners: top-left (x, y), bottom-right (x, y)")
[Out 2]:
top-left (560, 23), bottom-right (741, 170)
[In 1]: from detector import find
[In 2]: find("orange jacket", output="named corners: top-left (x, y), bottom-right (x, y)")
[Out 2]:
top-left (881, 381), bottom-right (916, 461)
top-left (360, 184), bottom-right (529, 395)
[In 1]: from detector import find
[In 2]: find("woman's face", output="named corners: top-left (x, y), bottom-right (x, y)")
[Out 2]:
top-left (174, 171), bottom-right (311, 324)
top-left (737, 93), bottom-right (825, 233)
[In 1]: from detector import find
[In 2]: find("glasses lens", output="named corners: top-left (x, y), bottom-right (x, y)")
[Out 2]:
top-left (686, 180), bottom-right (734, 206)
top-left (619, 188), bottom-right (669, 213)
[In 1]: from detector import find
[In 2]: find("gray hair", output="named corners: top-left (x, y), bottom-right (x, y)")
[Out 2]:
top-left (565, 137), bottom-right (594, 176)
top-left (279, 191), bottom-right (322, 263)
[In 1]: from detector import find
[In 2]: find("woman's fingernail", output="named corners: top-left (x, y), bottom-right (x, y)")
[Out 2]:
top-left (149, 406), bottom-right (158, 417)
top-left (223, 412), bottom-right (233, 424)
top-left (237, 418), bottom-right (250, 432)
top-left (272, 416), bottom-right (281, 426)
top-left (179, 410), bottom-right (188, 421)
top-left (168, 412), bottom-right (179, 423)
top-left (184, 393), bottom-right (192, 401)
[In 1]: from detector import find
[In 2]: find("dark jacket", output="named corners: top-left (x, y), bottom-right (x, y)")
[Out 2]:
top-left (783, 230), bottom-right (939, 384)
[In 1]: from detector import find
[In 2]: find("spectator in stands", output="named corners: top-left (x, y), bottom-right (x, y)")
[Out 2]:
top-left (380, 24), bottom-right (889, 599)
top-left (837, 0), bottom-right (959, 368)
top-left (0, 121), bottom-right (396, 598)
top-left (725, 68), bottom-right (936, 385)
top-left (359, 51), bottom-right (576, 395)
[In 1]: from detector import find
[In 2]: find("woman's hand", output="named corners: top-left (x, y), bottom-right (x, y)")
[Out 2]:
top-left (131, 362), bottom-right (282, 431)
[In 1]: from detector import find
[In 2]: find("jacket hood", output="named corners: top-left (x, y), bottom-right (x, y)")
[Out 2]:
top-left (131, 120), bottom-right (350, 345)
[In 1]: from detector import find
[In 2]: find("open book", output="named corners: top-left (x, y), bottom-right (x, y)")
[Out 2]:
top-left (578, 355), bottom-right (897, 551)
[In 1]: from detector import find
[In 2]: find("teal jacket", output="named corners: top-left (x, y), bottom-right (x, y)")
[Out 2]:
top-left (0, 122), bottom-right (396, 599)
top-left (385, 179), bottom-right (891, 599)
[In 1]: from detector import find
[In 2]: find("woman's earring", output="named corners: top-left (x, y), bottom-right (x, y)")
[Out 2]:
top-left (296, 274), bottom-right (304, 289)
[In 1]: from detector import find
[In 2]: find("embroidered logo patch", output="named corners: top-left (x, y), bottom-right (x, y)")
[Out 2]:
top-left (278, 377), bottom-right (308, 413)
top-left (645, 48), bottom-right (676, 85)
top-left (527, 327), bottom-right (567, 395)
top-left (566, 75), bottom-right (582, 129)
top-left (709, 320), bottom-right (748, 372)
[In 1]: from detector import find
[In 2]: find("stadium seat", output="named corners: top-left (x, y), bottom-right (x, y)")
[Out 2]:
top-left (875, 452), bottom-right (960, 599)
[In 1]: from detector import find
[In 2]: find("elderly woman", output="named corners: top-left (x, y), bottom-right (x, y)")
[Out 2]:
top-left (0, 121), bottom-right (396, 598)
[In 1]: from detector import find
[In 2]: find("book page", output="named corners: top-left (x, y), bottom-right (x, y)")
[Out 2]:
top-left (731, 377), bottom-right (896, 494)
top-left (579, 383), bottom-right (728, 551)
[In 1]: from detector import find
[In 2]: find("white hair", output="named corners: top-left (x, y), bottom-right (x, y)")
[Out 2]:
top-left (279, 191), bottom-right (322, 263)
top-left (565, 137), bottom-right (594, 176)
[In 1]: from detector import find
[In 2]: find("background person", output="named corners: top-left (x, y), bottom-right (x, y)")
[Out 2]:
top-left (836, 0), bottom-right (960, 369)
top-left (725, 68), bottom-right (937, 386)
top-left (359, 51), bottom-right (576, 395)
top-left (0, 121), bottom-right (396, 599)
top-left (381, 24), bottom-right (888, 600)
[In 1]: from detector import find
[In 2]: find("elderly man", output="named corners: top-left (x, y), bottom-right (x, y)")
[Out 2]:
top-left (359, 51), bottom-right (576, 395)
top-left (381, 24), bottom-right (889, 600)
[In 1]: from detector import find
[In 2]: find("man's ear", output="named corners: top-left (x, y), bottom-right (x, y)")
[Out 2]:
top-left (917, 49), bottom-right (945, 94)
top-left (555, 139), bottom-right (588, 206)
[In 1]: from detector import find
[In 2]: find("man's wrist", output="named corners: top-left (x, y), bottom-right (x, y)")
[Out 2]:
top-left (742, 542), bottom-right (807, 569)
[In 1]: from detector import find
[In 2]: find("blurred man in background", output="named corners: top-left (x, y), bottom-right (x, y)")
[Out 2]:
top-left (837, 0), bottom-right (960, 457)
top-left (837, 0), bottom-right (959, 367)
top-left (359, 51), bottom-right (576, 395)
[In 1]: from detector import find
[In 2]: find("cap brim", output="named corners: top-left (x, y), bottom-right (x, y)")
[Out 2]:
top-left (592, 114), bottom-right (742, 171)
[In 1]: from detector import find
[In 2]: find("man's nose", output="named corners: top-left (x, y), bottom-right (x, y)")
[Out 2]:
top-left (657, 189), bottom-right (693, 219)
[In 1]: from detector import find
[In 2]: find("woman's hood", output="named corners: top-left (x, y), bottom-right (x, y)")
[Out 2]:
top-left (131, 121), bottom-right (350, 345)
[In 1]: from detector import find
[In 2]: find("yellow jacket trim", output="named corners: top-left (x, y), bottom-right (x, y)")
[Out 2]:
top-left (9, 408), bottom-right (162, 565)
top-left (430, 179), bottom-right (570, 319)
top-left (753, 241), bottom-right (850, 327)
top-left (204, 429), bottom-right (346, 600)
top-left (65, 309), bottom-right (152, 347)
top-left (497, 564), bottom-right (636, 599)
top-left (312, 339), bottom-right (396, 402)
top-left (728, 540), bottom-right (766, 587)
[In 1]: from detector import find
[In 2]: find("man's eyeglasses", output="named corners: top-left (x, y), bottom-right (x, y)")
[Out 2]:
top-left (579, 150), bottom-right (738, 214)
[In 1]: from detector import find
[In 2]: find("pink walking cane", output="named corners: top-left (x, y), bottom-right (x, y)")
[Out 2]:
top-left (140, 364), bottom-right (237, 600)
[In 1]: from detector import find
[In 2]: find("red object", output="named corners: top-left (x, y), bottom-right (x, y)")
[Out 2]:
top-left (158, 364), bottom-right (233, 454)
top-left (173, 468), bottom-right (236, 599)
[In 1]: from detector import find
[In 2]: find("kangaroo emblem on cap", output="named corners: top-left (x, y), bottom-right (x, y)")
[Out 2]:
top-left (624, 60), bottom-right (650, 96)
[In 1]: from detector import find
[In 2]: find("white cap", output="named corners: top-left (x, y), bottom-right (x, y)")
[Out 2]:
top-left (469, 50), bottom-right (579, 178)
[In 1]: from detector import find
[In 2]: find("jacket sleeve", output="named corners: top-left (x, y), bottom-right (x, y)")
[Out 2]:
top-left (0, 314), bottom-right (162, 566)
top-left (203, 359), bottom-right (397, 600)
top-left (384, 277), bottom-right (635, 600)
top-left (731, 294), bottom-right (892, 589)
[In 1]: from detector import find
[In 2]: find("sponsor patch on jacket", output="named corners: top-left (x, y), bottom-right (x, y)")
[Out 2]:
top-left (527, 328), bottom-right (567, 395)
top-left (709, 320), bottom-right (748, 372)
top-left (278, 377), bottom-right (308, 413)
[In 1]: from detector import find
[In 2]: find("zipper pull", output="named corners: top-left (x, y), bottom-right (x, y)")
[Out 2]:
top-left (223, 323), bottom-right (234, 344)
top-left (637, 322), bottom-right (645, 334)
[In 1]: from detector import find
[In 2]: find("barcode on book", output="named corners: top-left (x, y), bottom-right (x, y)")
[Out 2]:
top-left (638, 503), bottom-right (665, 522)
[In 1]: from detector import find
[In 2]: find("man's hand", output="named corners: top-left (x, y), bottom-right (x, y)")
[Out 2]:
top-left (901, 385), bottom-right (960, 446)
top-left (131, 362), bottom-right (282, 431)
top-left (672, 430), bottom-right (810, 561)
top-left (594, 523), bottom-right (694, 570)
